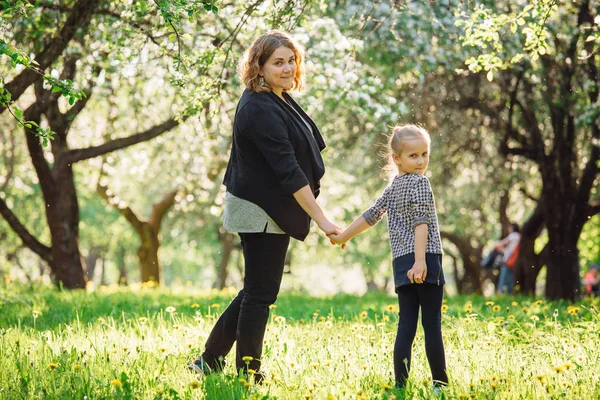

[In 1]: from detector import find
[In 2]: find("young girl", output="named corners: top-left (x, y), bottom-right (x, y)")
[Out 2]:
top-left (328, 124), bottom-right (448, 390)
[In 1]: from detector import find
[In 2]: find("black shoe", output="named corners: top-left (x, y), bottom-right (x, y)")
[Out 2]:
top-left (188, 357), bottom-right (223, 375)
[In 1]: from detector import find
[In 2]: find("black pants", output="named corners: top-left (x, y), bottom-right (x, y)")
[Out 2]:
top-left (202, 232), bottom-right (290, 373)
top-left (394, 283), bottom-right (448, 388)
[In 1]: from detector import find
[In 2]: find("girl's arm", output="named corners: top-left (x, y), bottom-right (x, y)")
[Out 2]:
top-left (328, 215), bottom-right (371, 245)
top-left (293, 185), bottom-right (341, 235)
top-left (407, 224), bottom-right (428, 283)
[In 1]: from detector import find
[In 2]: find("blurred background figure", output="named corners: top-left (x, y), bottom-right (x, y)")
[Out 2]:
top-left (583, 264), bottom-right (600, 296)
top-left (494, 223), bottom-right (521, 294)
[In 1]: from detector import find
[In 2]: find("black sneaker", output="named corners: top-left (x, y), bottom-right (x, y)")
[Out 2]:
top-left (188, 357), bottom-right (223, 375)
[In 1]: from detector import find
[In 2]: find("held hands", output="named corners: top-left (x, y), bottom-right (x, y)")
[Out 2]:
top-left (316, 219), bottom-right (346, 249)
top-left (407, 260), bottom-right (427, 284)
top-left (327, 230), bottom-right (348, 249)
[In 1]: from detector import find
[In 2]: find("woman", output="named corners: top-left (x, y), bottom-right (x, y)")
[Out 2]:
top-left (189, 30), bottom-right (340, 381)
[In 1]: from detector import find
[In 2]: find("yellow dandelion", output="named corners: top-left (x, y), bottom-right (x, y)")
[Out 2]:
top-left (563, 362), bottom-right (575, 370)
top-left (242, 356), bottom-right (253, 362)
top-left (492, 305), bottom-right (501, 313)
top-left (511, 301), bottom-right (518, 307)
top-left (326, 396), bottom-right (335, 400)
top-left (382, 383), bottom-right (393, 389)
top-left (383, 315), bottom-right (390, 322)
top-left (159, 347), bottom-right (167, 352)
top-left (535, 300), bottom-right (543, 306)
top-left (138, 317), bottom-right (148, 323)
top-left (111, 379), bottom-right (122, 387)
top-left (508, 315), bottom-right (515, 320)
top-left (165, 306), bottom-right (176, 313)
top-left (190, 303), bottom-right (200, 308)
top-left (485, 301), bottom-right (494, 306)
top-left (268, 304), bottom-right (277, 309)
top-left (530, 315), bottom-right (540, 322)
top-left (238, 378), bottom-right (247, 384)
top-left (385, 304), bottom-right (396, 312)
top-left (441, 304), bottom-right (449, 313)
top-left (247, 369), bottom-right (256, 375)
top-left (32, 310), bottom-right (41, 317)
top-left (303, 394), bottom-right (312, 399)
top-left (360, 311), bottom-right (368, 319)
top-left (491, 382), bottom-right (497, 389)
top-left (97, 317), bottom-right (106, 323)
top-left (73, 364), bottom-right (82, 371)
top-left (464, 303), bottom-right (473, 313)
top-left (552, 365), bottom-right (565, 373)
top-left (48, 363), bottom-right (59, 370)
top-left (274, 316), bottom-right (286, 324)
top-left (190, 381), bottom-right (201, 389)
top-left (311, 362), bottom-right (319, 369)
top-left (325, 321), bottom-right (333, 328)
top-left (210, 303), bottom-right (220, 309)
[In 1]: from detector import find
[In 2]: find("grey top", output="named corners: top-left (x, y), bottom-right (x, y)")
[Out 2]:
top-left (222, 192), bottom-right (285, 234)
top-left (362, 173), bottom-right (443, 259)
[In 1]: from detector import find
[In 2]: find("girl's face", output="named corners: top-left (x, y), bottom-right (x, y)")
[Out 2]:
top-left (392, 137), bottom-right (430, 176)
top-left (260, 46), bottom-right (297, 96)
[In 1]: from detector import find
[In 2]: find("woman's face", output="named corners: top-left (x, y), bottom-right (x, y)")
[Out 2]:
top-left (260, 46), bottom-right (297, 95)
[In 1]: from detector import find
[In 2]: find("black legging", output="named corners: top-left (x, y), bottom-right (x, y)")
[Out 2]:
top-left (394, 283), bottom-right (448, 388)
top-left (202, 232), bottom-right (290, 373)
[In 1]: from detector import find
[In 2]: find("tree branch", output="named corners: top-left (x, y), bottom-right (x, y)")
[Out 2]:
top-left (96, 180), bottom-right (144, 235)
top-left (0, 197), bottom-right (53, 264)
top-left (59, 117), bottom-right (183, 167)
top-left (0, 0), bottom-right (100, 115)
top-left (148, 189), bottom-right (179, 233)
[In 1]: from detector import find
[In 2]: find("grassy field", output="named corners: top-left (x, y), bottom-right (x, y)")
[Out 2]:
top-left (0, 281), bottom-right (598, 399)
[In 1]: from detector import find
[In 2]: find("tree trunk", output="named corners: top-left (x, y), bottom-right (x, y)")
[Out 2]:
top-left (138, 225), bottom-right (161, 284)
top-left (84, 247), bottom-right (101, 281)
top-left (440, 231), bottom-right (483, 294)
top-left (97, 176), bottom-right (177, 285)
top-left (514, 204), bottom-right (544, 295)
top-left (544, 241), bottom-right (580, 301)
top-left (117, 245), bottom-right (128, 285)
top-left (216, 230), bottom-right (235, 289)
top-left (23, 92), bottom-right (87, 289)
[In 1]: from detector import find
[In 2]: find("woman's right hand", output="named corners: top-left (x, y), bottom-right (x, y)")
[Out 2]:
top-left (317, 218), bottom-right (342, 236)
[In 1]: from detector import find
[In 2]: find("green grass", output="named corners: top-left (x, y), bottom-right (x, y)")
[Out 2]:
top-left (0, 282), bottom-right (599, 399)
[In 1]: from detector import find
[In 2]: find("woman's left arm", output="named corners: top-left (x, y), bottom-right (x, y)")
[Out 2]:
top-left (293, 185), bottom-right (340, 235)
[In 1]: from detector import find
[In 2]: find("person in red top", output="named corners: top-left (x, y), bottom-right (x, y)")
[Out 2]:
top-left (583, 264), bottom-right (600, 296)
top-left (494, 223), bottom-right (520, 294)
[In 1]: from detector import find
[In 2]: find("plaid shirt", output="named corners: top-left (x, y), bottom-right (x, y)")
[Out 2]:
top-left (362, 173), bottom-right (443, 259)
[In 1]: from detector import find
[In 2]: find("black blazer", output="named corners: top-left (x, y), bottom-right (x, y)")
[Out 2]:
top-left (223, 89), bottom-right (326, 241)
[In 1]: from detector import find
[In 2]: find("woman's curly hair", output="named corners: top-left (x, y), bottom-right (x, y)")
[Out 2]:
top-left (239, 30), bottom-right (304, 93)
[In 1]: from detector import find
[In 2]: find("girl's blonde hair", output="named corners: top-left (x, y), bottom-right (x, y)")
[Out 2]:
top-left (239, 30), bottom-right (305, 93)
top-left (384, 124), bottom-right (431, 175)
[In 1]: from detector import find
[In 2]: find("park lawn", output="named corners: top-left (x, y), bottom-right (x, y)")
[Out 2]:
top-left (0, 282), bottom-right (599, 399)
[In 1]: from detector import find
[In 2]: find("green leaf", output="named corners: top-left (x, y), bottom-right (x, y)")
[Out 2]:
top-left (13, 107), bottom-right (22, 119)
top-left (69, 96), bottom-right (75, 105)
top-left (51, 86), bottom-right (62, 93)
